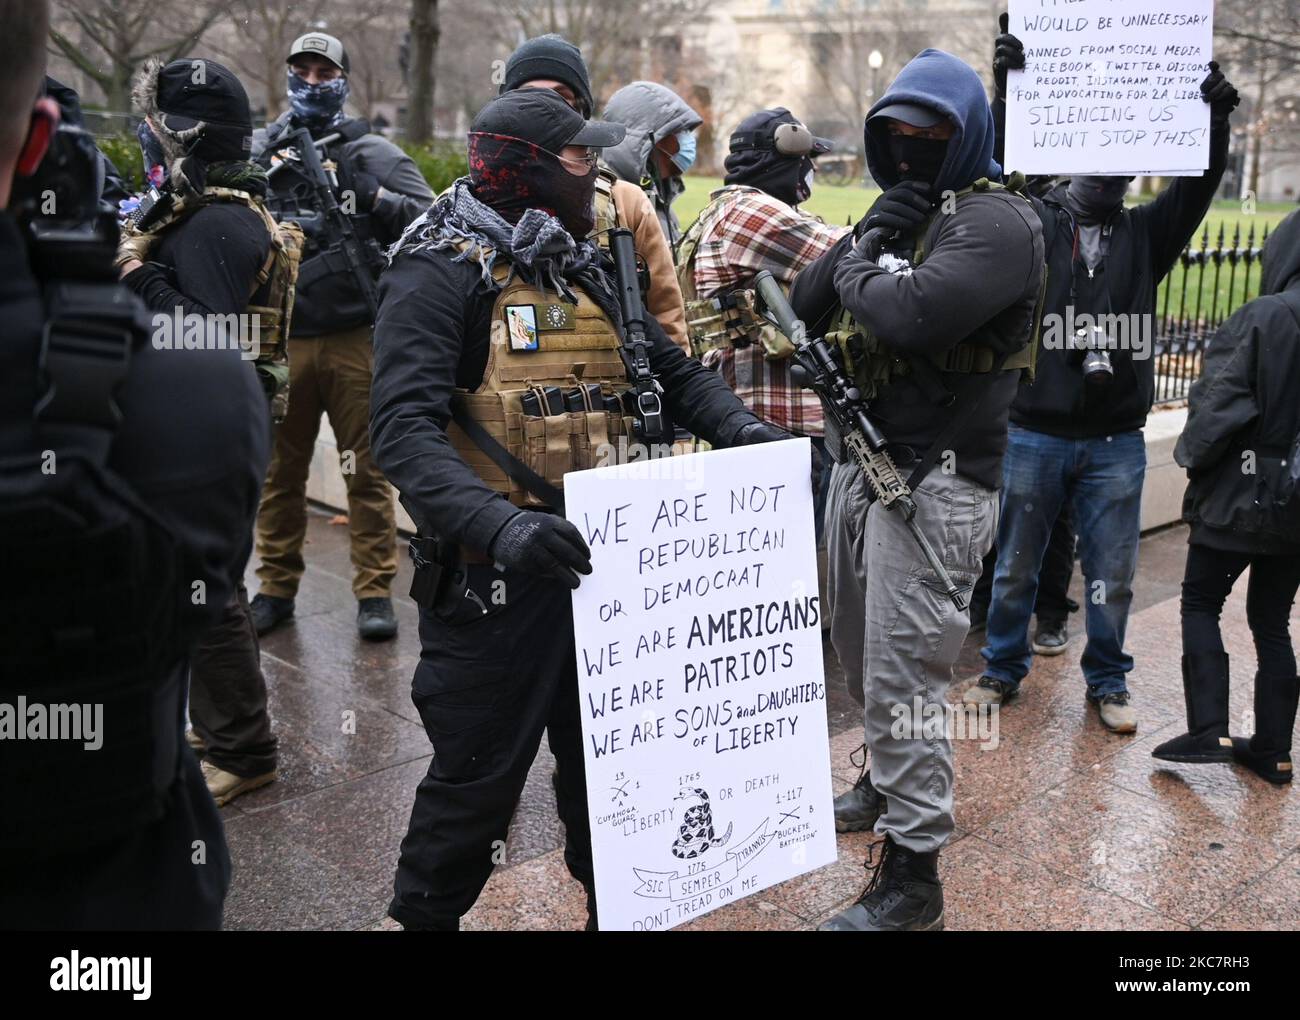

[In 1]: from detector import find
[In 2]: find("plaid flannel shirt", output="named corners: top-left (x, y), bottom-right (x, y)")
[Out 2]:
top-left (692, 186), bottom-right (849, 436)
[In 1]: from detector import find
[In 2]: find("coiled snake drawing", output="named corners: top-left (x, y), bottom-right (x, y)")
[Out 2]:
top-left (671, 788), bottom-right (734, 860)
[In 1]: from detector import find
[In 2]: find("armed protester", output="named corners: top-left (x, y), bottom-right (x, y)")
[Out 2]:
top-left (370, 88), bottom-right (784, 932)
top-left (789, 49), bottom-right (1045, 932)
top-left (500, 34), bottom-right (691, 352)
top-left (969, 21), bottom-right (1240, 736)
top-left (251, 31), bottom-right (434, 644)
top-left (118, 57), bottom-right (299, 809)
top-left (677, 107), bottom-right (849, 531)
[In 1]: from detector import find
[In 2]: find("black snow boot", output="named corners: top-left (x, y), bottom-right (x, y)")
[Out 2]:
top-left (1152, 652), bottom-right (1233, 763)
top-left (1232, 673), bottom-right (1298, 785)
top-left (818, 835), bottom-right (944, 931)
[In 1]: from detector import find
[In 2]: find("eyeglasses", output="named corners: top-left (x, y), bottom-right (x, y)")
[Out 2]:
top-left (553, 147), bottom-right (598, 176)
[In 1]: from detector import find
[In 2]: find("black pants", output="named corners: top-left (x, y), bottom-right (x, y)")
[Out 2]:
top-left (389, 564), bottom-right (593, 927)
top-left (972, 502), bottom-right (1077, 623)
top-left (0, 750), bottom-right (230, 929)
top-left (1181, 543), bottom-right (1300, 680)
top-left (188, 581), bottom-right (278, 777)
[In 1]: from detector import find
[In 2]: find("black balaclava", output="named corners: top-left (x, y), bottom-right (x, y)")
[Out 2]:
top-left (1066, 175), bottom-right (1133, 225)
top-left (723, 108), bottom-right (830, 207)
top-left (887, 134), bottom-right (949, 186)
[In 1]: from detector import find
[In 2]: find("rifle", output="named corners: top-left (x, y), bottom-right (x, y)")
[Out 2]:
top-left (753, 270), bottom-right (969, 611)
top-left (269, 127), bottom-right (380, 320)
top-left (608, 227), bottom-right (672, 444)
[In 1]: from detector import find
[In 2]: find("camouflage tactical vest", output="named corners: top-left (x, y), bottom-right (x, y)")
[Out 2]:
top-left (675, 188), bottom-right (791, 360)
top-left (126, 185), bottom-right (303, 421)
top-left (827, 175), bottom-right (1042, 401)
top-left (449, 245), bottom-right (640, 508)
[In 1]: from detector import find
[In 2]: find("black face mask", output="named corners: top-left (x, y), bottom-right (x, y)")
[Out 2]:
top-left (888, 135), bottom-right (948, 186)
top-left (1066, 176), bottom-right (1132, 225)
top-left (469, 133), bottom-right (599, 237)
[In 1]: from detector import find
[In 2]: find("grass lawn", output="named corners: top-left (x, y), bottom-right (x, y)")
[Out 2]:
top-left (678, 176), bottom-right (1296, 327)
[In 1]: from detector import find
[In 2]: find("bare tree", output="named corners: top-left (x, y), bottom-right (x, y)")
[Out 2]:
top-left (483, 0), bottom-right (708, 108)
top-left (48, 0), bottom-right (225, 114)
top-left (1216, 0), bottom-right (1300, 196)
top-left (406, 0), bottom-right (440, 142)
top-left (208, 1), bottom-right (332, 121)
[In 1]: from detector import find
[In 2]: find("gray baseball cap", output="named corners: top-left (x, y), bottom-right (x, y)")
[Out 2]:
top-left (287, 32), bottom-right (349, 74)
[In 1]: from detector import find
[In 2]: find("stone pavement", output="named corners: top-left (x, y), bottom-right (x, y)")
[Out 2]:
top-left (220, 510), bottom-right (1300, 930)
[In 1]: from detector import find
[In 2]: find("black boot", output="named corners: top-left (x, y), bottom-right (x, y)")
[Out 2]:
top-left (250, 593), bottom-right (294, 636)
top-left (1152, 652), bottom-right (1233, 763)
top-left (833, 768), bottom-right (883, 833)
top-left (1232, 673), bottom-right (1298, 785)
top-left (818, 835), bottom-right (944, 931)
top-left (584, 884), bottom-right (598, 931)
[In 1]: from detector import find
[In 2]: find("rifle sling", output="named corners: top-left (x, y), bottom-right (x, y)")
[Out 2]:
top-left (450, 395), bottom-right (566, 512)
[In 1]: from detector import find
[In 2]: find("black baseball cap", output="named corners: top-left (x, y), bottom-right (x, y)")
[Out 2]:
top-left (470, 89), bottom-right (624, 150)
top-left (869, 101), bottom-right (945, 128)
top-left (501, 34), bottom-right (593, 116)
top-left (729, 108), bottom-right (833, 157)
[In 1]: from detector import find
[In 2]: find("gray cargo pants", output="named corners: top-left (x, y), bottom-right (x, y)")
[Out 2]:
top-left (825, 459), bottom-right (998, 852)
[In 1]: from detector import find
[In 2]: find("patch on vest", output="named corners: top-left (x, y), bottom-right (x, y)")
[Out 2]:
top-left (504, 305), bottom-right (539, 351)
top-left (539, 302), bottom-right (575, 331)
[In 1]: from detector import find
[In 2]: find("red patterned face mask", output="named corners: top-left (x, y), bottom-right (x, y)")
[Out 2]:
top-left (468, 132), bottom-right (598, 237)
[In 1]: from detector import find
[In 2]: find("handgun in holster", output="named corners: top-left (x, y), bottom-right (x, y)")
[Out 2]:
top-left (407, 535), bottom-right (464, 611)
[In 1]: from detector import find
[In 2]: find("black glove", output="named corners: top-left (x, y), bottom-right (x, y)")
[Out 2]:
top-left (489, 511), bottom-right (593, 589)
top-left (993, 13), bottom-right (1025, 95)
top-left (854, 180), bottom-right (933, 240)
top-left (347, 170), bottom-right (381, 213)
top-left (734, 420), bottom-right (791, 446)
top-left (1201, 61), bottom-right (1240, 127)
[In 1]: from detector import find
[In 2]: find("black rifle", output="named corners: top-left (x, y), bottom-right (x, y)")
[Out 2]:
top-left (271, 127), bottom-right (380, 319)
top-left (608, 227), bottom-right (671, 444)
top-left (753, 270), bottom-right (969, 610)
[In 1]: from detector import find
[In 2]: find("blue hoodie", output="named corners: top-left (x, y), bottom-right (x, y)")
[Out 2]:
top-left (864, 49), bottom-right (1000, 194)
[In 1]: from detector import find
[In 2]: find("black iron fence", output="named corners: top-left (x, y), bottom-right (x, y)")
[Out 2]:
top-left (1152, 220), bottom-right (1270, 405)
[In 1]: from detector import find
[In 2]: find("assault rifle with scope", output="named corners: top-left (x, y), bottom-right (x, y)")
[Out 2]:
top-left (752, 269), bottom-right (969, 611)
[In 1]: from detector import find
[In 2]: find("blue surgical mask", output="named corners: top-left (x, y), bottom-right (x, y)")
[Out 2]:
top-left (287, 70), bottom-right (349, 131)
top-left (669, 129), bottom-right (697, 174)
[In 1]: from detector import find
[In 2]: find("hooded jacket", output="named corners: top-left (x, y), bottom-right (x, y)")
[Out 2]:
top-left (1174, 208), bottom-right (1300, 555)
top-left (602, 81), bottom-right (702, 245)
top-left (1002, 119), bottom-right (1230, 439)
top-left (254, 111), bottom-right (434, 335)
top-left (791, 49), bottom-right (1044, 490)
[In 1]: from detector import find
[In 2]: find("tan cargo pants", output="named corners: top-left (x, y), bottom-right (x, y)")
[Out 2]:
top-left (255, 325), bottom-right (396, 600)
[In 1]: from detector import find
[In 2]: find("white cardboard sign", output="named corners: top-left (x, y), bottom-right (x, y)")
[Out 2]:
top-left (1004, 0), bottom-right (1215, 176)
top-left (565, 440), bottom-right (836, 931)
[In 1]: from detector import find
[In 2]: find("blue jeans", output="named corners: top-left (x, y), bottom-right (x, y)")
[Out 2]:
top-left (981, 425), bottom-right (1145, 696)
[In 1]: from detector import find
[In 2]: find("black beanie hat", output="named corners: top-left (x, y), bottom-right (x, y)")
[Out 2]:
top-left (132, 57), bottom-right (253, 164)
top-left (501, 34), bottom-right (594, 117)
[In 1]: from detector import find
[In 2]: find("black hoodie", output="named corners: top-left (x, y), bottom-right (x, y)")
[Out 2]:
top-left (1009, 123), bottom-right (1229, 438)
top-left (1174, 208), bottom-right (1300, 555)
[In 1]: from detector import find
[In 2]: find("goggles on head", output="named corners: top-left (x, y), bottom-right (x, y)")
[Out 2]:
top-left (729, 121), bottom-right (816, 157)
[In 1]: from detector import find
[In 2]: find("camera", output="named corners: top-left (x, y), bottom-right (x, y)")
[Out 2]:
top-left (1075, 324), bottom-right (1114, 386)
top-left (10, 121), bottom-right (118, 282)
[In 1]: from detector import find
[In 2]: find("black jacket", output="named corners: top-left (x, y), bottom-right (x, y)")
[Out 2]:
top-left (791, 189), bottom-right (1045, 490)
top-left (370, 247), bottom-right (761, 553)
top-left (255, 114), bottom-right (434, 336)
top-left (1175, 208), bottom-right (1300, 556)
top-left (1010, 122), bottom-right (1230, 438)
top-left (123, 200), bottom-right (271, 317)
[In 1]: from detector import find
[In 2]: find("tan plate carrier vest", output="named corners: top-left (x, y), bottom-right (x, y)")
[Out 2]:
top-left (448, 243), bottom-right (640, 509)
top-left (128, 185), bottom-right (304, 421)
top-left (675, 188), bottom-right (789, 360)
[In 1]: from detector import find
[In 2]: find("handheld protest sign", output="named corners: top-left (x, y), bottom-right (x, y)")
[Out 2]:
top-left (1004, 0), bottom-right (1214, 177)
top-left (565, 440), bottom-right (836, 930)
